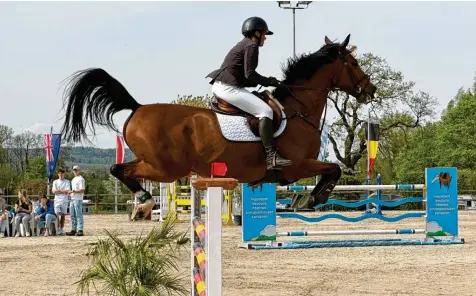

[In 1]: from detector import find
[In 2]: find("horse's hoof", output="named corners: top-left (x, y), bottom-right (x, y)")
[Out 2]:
top-left (290, 194), bottom-right (328, 209)
top-left (290, 194), bottom-right (309, 209)
top-left (310, 194), bottom-right (330, 207)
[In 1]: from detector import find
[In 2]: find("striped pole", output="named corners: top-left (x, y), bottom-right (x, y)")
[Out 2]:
top-left (277, 229), bottom-right (425, 237)
top-left (190, 177), bottom-right (239, 296)
top-left (277, 184), bottom-right (425, 191)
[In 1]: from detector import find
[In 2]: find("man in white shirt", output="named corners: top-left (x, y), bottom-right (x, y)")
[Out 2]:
top-left (66, 165), bottom-right (85, 236)
top-left (52, 168), bottom-right (71, 235)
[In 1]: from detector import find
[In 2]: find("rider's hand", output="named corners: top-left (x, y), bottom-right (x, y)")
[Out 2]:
top-left (268, 76), bottom-right (281, 87)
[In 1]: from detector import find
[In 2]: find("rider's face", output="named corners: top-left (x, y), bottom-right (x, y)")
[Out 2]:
top-left (258, 31), bottom-right (267, 47)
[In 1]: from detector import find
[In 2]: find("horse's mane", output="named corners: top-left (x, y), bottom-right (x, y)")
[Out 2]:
top-left (272, 43), bottom-right (342, 101)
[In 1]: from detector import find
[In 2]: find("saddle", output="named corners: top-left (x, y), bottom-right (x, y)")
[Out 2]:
top-left (210, 90), bottom-right (284, 138)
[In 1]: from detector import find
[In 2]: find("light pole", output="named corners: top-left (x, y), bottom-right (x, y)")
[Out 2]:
top-left (277, 1), bottom-right (313, 58)
top-left (278, 1), bottom-right (312, 190)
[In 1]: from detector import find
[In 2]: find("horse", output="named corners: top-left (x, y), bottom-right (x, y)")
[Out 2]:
top-left (60, 34), bottom-right (377, 220)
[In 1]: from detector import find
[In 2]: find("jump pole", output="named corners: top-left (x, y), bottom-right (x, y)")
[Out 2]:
top-left (239, 167), bottom-right (464, 249)
top-left (190, 162), bottom-right (238, 296)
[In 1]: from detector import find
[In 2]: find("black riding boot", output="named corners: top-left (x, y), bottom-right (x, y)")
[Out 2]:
top-left (259, 117), bottom-right (292, 170)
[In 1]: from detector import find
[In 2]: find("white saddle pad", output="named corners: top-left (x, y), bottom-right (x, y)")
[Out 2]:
top-left (214, 110), bottom-right (287, 142)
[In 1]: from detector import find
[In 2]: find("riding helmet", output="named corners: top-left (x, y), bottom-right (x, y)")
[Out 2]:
top-left (241, 16), bottom-right (274, 37)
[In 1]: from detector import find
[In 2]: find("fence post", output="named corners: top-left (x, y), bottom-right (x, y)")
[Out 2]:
top-left (95, 192), bottom-right (99, 214)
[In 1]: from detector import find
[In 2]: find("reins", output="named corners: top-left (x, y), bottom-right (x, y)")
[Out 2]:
top-left (279, 84), bottom-right (330, 134)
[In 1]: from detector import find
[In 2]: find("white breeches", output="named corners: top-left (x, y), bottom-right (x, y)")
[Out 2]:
top-left (212, 81), bottom-right (273, 119)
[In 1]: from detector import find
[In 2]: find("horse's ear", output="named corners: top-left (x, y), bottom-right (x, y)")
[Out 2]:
top-left (324, 36), bottom-right (333, 45)
top-left (340, 34), bottom-right (350, 48)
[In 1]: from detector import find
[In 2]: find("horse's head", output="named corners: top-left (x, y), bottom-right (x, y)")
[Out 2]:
top-left (325, 34), bottom-right (376, 104)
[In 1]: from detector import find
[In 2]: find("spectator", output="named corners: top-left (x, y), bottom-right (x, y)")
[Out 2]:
top-left (0, 189), bottom-right (6, 238)
top-left (35, 194), bottom-right (56, 237)
top-left (67, 165), bottom-right (85, 236)
top-left (14, 189), bottom-right (32, 237)
top-left (52, 168), bottom-right (71, 235)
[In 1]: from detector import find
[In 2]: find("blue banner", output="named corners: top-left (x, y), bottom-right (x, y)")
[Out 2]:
top-left (425, 167), bottom-right (458, 237)
top-left (242, 183), bottom-right (277, 242)
top-left (45, 133), bottom-right (62, 183)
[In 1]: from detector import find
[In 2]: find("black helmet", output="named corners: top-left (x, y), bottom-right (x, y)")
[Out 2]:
top-left (241, 16), bottom-right (274, 37)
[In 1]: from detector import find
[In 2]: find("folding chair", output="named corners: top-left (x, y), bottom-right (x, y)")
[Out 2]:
top-left (36, 214), bottom-right (59, 236)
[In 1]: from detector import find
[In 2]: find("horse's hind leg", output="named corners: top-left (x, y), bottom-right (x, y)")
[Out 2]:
top-left (110, 158), bottom-right (182, 220)
top-left (289, 159), bottom-right (342, 210)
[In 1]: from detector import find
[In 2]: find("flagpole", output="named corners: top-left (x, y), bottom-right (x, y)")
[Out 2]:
top-left (365, 110), bottom-right (371, 213)
top-left (367, 109), bottom-right (370, 179)
top-left (115, 179), bottom-right (118, 214)
top-left (47, 126), bottom-right (53, 197)
top-left (115, 133), bottom-right (118, 214)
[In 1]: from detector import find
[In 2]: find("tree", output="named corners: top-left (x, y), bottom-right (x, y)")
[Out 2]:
top-left (5, 130), bottom-right (42, 172)
top-left (473, 71), bottom-right (476, 93)
top-left (393, 123), bottom-right (440, 184)
top-left (171, 94), bottom-right (212, 109)
top-left (76, 218), bottom-right (189, 296)
top-left (328, 52), bottom-right (437, 173)
top-left (0, 163), bottom-right (18, 194)
top-left (23, 156), bottom-right (48, 180)
top-left (434, 90), bottom-right (476, 170)
top-left (0, 125), bottom-right (14, 165)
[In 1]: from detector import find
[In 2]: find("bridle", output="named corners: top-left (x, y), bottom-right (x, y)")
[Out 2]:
top-left (331, 51), bottom-right (371, 96)
top-left (280, 50), bottom-right (371, 134)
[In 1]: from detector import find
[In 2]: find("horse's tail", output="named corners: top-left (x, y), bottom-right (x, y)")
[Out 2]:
top-left (60, 68), bottom-right (141, 143)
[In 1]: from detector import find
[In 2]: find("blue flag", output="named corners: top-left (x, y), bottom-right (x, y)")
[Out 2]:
top-left (44, 133), bottom-right (62, 183)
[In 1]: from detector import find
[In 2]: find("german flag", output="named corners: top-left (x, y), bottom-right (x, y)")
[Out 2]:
top-left (364, 122), bottom-right (379, 177)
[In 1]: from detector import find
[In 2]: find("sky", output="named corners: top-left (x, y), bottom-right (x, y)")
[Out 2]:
top-left (1, 1), bottom-right (475, 158)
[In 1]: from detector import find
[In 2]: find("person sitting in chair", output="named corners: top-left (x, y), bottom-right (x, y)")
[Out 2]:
top-left (35, 194), bottom-right (56, 237)
top-left (206, 16), bottom-right (292, 171)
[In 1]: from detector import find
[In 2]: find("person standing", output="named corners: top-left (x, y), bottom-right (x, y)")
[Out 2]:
top-left (66, 165), bottom-right (85, 236)
top-left (52, 168), bottom-right (71, 235)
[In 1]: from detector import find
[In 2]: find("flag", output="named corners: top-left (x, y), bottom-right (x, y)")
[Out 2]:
top-left (364, 122), bottom-right (379, 177)
top-left (318, 119), bottom-right (329, 162)
top-left (45, 133), bottom-right (62, 184)
top-left (116, 135), bottom-right (125, 164)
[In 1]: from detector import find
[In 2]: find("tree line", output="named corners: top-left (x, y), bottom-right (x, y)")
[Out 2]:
top-left (0, 129), bottom-right (131, 199)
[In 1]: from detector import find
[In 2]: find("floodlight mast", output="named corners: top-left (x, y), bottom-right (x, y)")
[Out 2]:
top-left (277, 1), bottom-right (313, 58)
top-left (277, 1), bottom-right (312, 187)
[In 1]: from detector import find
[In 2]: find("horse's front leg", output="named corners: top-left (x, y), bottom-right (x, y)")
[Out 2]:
top-left (290, 159), bottom-right (342, 210)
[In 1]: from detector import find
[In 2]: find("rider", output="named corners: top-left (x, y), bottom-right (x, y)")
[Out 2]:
top-left (206, 16), bottom-right (292, 171)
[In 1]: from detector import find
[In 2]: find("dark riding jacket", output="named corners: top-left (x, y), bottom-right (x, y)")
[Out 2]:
top-left (206, 38), bottom-right (273, 88)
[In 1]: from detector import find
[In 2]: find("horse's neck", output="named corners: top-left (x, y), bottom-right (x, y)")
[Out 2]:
top-left (283, 79), bottom-right (331, 129)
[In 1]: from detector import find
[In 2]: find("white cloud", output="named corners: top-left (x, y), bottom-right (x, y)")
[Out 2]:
top-left (426, 221), bottom-right (442, 233)
top-left (22, 122), bottom-right (63, 135)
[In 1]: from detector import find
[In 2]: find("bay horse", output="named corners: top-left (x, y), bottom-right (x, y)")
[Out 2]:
top-left (60, 34), bottom-right (377, 220)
